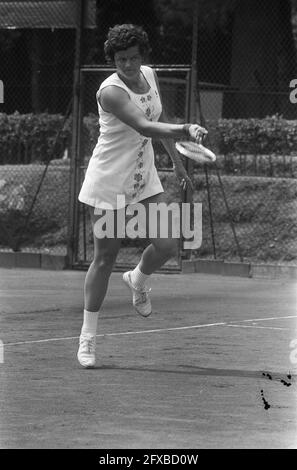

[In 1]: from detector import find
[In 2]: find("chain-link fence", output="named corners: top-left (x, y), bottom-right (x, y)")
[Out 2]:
top-left (192, 0), bottom-right (297, 265)
top-left (1, 0), bottom-right (297, 268)
top-left (0, 0), bottom-right (96, 257)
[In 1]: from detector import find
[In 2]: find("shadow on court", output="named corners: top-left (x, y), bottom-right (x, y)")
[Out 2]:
top-left (0, 268), bottom-right (296, 449)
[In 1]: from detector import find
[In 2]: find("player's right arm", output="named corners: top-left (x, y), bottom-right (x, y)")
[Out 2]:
top-left (98, 86), bottom-right (205, 141)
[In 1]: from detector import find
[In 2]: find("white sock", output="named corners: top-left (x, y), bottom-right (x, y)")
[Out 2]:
top-left (130, 265), bottom-right (150, 290)
top-left (81, 309), bottom-right (99, 336)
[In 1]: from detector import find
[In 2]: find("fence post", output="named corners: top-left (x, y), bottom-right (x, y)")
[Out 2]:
top-left (182, 1), bottom-right (199, 258)
top-left (0, 340), bottom-right (3, 364)
top-left (0, 79), bottom-right (4, 103)
top-left (67, 0), bottom-right (84, 267)
top-left (186, 0), bottom-right (199, 201)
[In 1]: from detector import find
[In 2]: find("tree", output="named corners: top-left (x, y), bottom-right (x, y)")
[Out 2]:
top-left (229, 0), bottom-right (297, 117)
top-left (93, 0), bottom-right (160, 64)
top-left (156, 0), bottom-right (297, 117)
top-left (153, 0), bottom-right (193, 64)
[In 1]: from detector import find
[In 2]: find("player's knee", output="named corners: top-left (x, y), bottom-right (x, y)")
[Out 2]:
top-left (169, 240), bottom-right (179, 259)
top-left (93, 251), bottom-right (117, 270)
top-left (159, 239), bottom-right (178, 259)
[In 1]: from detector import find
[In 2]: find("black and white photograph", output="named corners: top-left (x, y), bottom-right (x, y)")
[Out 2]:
top-left (0, 0), bottom-right (296, 453)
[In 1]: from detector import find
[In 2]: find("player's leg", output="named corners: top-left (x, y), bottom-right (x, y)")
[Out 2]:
top-left (78, 207), bottom-right (121, 368)
top-left (138, 192), bottom-right (178, 274)
top-left (123, 192), bottom-right (178, 316)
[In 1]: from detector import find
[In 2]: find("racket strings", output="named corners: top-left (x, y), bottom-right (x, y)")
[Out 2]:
top-left (175, 140), bottom-right (216, 164)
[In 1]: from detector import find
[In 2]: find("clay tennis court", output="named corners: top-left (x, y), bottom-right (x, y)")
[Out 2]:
top-left (0, 267), bottom-right (296, 449)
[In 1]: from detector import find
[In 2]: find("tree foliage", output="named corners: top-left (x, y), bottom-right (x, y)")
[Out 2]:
top-left (93, 0), bottom-right (160, 63)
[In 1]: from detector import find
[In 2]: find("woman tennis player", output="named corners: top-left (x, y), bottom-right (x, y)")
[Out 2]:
top-left (77, 24), bottom-right (207, 368)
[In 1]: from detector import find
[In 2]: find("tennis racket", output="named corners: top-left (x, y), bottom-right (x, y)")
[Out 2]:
top-left (175, 140), bottom-right (216, 164)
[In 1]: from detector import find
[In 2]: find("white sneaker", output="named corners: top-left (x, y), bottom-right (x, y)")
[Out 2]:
top-left (77, 333), bottom-right (96, 368)
top-left (123, 271), bottom-right (152, 317)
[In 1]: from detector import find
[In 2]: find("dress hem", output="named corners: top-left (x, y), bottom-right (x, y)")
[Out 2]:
top-left (78, 188), bottom-right (164, 210)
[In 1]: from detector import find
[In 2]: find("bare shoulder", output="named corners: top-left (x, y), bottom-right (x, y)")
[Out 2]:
top-left (97, 85), bottom-right (130, 112)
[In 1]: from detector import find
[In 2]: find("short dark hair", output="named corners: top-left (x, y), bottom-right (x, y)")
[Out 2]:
top-left (104, 24), bottom-right (151, 63)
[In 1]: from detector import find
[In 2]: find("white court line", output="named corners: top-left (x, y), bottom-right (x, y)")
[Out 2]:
top-left (240, 315), bottom-right (297, 323)
top-left (225, 315), bottom-right (297, 331)
top-left (4, 316), bottom-right (296, 348)
top-left (4, 322), bottom-right (226, 347)
top-left (226, 324), bottom-right (290, 331)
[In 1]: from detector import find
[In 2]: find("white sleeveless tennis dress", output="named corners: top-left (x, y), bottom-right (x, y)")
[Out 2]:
top-left (78, 65), bottom-right (164, 210)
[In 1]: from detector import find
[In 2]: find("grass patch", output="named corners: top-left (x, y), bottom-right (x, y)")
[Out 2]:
top-left (0, 162), bottom-right (70, 251)
top-left (0, 163), bottom-right (296, 264)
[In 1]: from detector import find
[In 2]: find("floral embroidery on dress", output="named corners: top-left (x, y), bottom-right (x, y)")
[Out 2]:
top-left (126, 136), bottom-right (150, 200)
top-left (125, 76), bottom-right (162, 202)
top-left (134, 173), bottom-right (143, 182)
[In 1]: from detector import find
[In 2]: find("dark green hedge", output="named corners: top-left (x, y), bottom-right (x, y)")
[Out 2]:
top-left (0, 112), bottom-right (99, 165)
top-left (213, 115), bottom-right (297, 155)
top-left (1, 112), bottom-right (297, 166)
